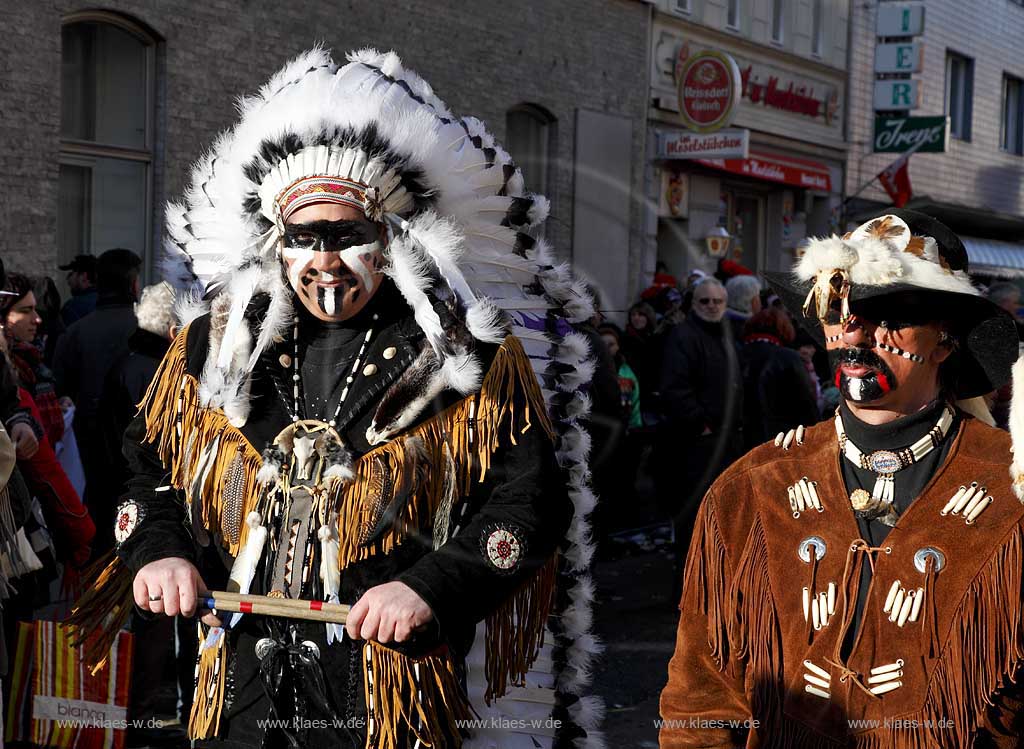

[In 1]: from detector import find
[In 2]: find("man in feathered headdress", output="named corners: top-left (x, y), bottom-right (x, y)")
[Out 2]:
top-left (70, 49), bottom-right (603, 748)
top-left (659, 209), bottom-right (1024, 747)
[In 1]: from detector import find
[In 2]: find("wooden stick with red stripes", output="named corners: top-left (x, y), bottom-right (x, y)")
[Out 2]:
top-left (200, 590), bottom-right (350, 623)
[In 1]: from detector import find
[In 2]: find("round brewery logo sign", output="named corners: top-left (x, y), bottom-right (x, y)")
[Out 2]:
top-left (676, 50), bottom-right (741, 133)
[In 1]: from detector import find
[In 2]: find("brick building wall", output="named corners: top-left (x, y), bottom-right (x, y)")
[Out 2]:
top-left (846, 0), bottom-right (1024, 216)
top-left (0, 0), bottom-right (651, 301)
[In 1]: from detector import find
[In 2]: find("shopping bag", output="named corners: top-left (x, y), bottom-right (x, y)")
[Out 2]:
top-left (5, 621), bottom-right (133, 749)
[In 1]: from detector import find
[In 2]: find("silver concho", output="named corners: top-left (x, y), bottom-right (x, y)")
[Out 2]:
top-left (914, 547), bottom-right (946, 573)
top-left (798, 536), bottom-right (827, 563)
top-left (255, 637), bottom-right (277, 660)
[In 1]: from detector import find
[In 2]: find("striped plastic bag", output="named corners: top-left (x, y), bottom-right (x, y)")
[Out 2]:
top-left (5, 621), bottom-right (133, 748)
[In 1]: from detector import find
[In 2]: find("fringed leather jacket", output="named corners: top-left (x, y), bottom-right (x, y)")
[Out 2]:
top-left (660, 412), bottom-right (1024, 748)
top-left (72, 308), bottom-right (572, 749)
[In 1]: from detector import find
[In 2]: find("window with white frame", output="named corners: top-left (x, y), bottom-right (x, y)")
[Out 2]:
top-left (945, 51), bottom-right (974, 141)
top-left (671, 0), bottom-right (692, 14)
top-left (772, 0), bottom-right (784, 42)
top-left (1003, 74), bottom-right (1024, 155)
top-left (811, 0), bottom-right (823, 55)
top-left (727, 0), bottom-right (740, 29)
top-left (59, 12), bottom-right (157, 270)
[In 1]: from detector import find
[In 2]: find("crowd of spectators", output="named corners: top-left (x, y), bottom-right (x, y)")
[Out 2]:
top-left (0, 250), bottom-right (188, 744)
top-left (588, 260), bottom-right (840, 581)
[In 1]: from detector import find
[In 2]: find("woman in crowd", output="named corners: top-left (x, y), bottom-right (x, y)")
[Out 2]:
top-left (0, 274), bottom-right (93, 571)
top-left (600, 323), bottom-right (642, 431)
top-left (741, 306), bottom-right (820, 448)
top-left (1, 274), bottom-right (64, 447)
top-left (622, 301), bottom-right (661, 410)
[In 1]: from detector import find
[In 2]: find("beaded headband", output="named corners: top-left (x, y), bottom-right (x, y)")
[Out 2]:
top-left (276, 176), bottom-right (377, 223)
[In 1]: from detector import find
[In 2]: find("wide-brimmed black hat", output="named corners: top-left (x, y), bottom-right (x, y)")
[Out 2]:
top-left (764, 209), bottom-right (1018, 398)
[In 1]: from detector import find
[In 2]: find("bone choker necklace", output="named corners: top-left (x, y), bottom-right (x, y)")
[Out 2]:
top-left (835, 404), bottom-right (955, 506)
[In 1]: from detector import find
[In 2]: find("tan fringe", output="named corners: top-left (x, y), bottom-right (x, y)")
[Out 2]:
top-left (711, 517), bottom-right (1024, 747)
top-left (334, 335), bottom-right (552, 570)
top-left (188, 628), bottom-right (227, 740)
top-left (139, 330), bottom-right (549, 572)
top-left (64, 552), bottom-right (133, 674)
top-left (132, 333), bottom-right (549, 740)
top-left (482, 554), bottom-right (558, 703)
top-left (686, 500), bottom-right (731, 668)
top-left (726, 515), bottom-right (783, 731)
top-left (139, 326), bottom-right (266, 556)
top-left (362, 641), bottom-right (473, 749)
top-left (851, 522), bottom-right (1024, 749)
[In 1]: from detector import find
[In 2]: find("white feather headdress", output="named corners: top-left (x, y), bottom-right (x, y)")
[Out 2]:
top-left (163, 47), bottom-right (602, 746)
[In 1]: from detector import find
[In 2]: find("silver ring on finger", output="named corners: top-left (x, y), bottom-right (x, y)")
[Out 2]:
top-left (149, 595), bottom-right (162, 601)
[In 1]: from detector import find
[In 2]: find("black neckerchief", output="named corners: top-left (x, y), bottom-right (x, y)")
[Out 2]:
top-left (838, 397), bottom-right (961, 658)
top-left (294, 280), bottom-right (406, 423)
top-left (839, 397), bottom-right (960, 534)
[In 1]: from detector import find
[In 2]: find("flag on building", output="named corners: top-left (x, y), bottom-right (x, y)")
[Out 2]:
top-left (876, 139), bottom-right (925, 208)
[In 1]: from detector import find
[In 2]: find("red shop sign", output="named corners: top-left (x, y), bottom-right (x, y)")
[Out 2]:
top-left (697, 150), bottom-right (832, 191)
top-left (676, 51), bottom-right (742, 133)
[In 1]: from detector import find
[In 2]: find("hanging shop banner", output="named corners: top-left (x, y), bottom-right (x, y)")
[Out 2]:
top-left (657, 128), bottom-right (750, 160)
top-left (676, 50), bottom-right (742, 133)
top-left (697, 150), bottom-right (832, 192)
top-left (873, 115), bottom-right (948, 153)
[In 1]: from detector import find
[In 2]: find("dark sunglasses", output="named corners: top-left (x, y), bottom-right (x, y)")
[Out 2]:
top-left (697, 297), bottom-right (725, 305)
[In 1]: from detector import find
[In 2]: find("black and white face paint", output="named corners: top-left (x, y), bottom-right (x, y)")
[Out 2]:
top-left (828, 346), bottom-right (899, 403)
top-left (281, 219), bottom-right (385, 322)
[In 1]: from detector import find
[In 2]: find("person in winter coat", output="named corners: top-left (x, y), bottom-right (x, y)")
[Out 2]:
top-left (724, 274), bottom-right (762, 342)
top-left (97, 281), bottom-right (178, 552)
top-left (656, 277), bottom-right (744, 570)
top-left (622, 301), bottom-right (662, 414)
top-left (741, 306), bottom-right (820, 448)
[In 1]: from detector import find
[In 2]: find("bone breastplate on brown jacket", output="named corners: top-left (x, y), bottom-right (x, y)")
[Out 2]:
top-left (659, 411), bottom-right (1024, 748)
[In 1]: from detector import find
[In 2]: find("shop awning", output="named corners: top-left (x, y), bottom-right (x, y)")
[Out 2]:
top-left (963, 236), bottom-right (1024, 278)
top-left (696, 150), bottom-right (832, 192)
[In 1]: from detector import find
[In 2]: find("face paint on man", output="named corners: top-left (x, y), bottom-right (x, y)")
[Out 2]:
top-left (281, 208), bottom-right (386, 322)
top-left (828, 346), bottom-right (898, 403)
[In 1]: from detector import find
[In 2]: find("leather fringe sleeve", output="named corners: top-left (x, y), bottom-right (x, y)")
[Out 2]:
top-left (483, 554), bottom-right (558, 703)
top-left (362, 640), bottom-right (473, 749)
top-left (883, 522), bottom-right (1024, 749)
top-left (140, 325), bottom-right (263, 556)
top-left (687, 496), bottom-right (731, 668)
top-left (727, 515), bottom-right (783, 730)
top-left (335, 335), bottom-right (554, 570)
top-left (64, 552), bottom-right (132, 675)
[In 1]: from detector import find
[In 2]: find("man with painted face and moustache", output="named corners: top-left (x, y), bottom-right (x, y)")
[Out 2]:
top-left (67, 50), bottom-right (602, 749)
top-left (659, 210), bottom-right (1024, 748)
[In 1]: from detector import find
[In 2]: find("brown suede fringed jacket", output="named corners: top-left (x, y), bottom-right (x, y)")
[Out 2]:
top-left (660, 413), bottom-right (1024, 748)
